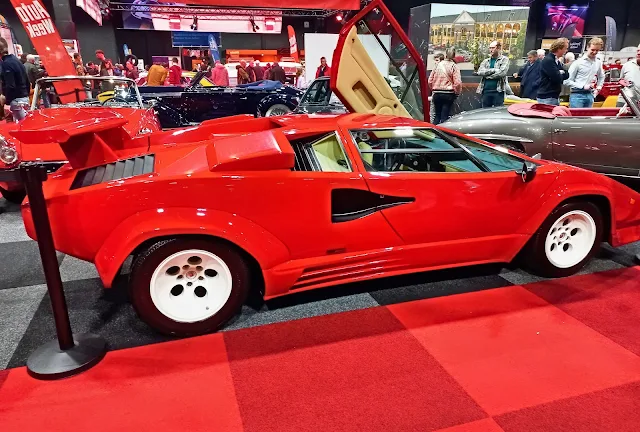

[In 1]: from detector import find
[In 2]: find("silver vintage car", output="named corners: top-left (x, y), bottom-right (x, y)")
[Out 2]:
top-left (441, 86), bottom-right (640, 188)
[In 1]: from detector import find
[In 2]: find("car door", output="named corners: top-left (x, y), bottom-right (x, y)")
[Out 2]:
top-left (182, 88), bottom-right (238, 122)
top-left (551, 114), bottom-right (640, 177)
top-left (328, 0), bottom-right (556, 265)
top-left (343, 126), bottom-right (559, 265)
top-left (330, 0), bottom-right (429, 122)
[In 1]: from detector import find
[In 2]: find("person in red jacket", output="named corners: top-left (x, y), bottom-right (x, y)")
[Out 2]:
top-left (316, 57), bottom-right (331, 78)
top-left (211, 60), bottom-right (229, 86)
top-left (168, 57), bottom-right (182, 85)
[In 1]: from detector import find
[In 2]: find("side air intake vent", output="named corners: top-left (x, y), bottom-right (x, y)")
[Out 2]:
top-left (70, 155), bottom-right (155, 190)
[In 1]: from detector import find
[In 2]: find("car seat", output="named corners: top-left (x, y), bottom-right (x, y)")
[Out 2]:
top-left (357, 142), bottom-right (374, 165)
top-left (551, 105), bottom-right (572, 117)
top-left (311, 135), bottom-right (349, 172)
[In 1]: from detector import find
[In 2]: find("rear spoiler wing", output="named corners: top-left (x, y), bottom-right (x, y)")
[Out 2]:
top-left (10, 111), bottom-right (137, 169)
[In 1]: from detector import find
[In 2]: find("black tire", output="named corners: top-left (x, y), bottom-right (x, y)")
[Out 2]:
top-left (129, 238), bottom-right (251, 336)
top-left (0, 186), bottom-right (26, 204)
top-left (265, 103), bottom-right (292, 117)
top-left (524, 201), bottom-right (603, 278)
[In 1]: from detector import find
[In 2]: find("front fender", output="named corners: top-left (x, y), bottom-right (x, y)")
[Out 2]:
top-left (532, 171), bottom-right (615, 239)
top-left (95, 207), bottom-right (290, 288)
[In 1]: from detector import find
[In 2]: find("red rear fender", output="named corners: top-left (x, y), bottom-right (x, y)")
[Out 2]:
top-left (94, 208), bottom-right (290, 288)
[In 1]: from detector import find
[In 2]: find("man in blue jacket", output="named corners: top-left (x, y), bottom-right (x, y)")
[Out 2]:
top-left (537, 38), bottom-right (569, 105)
top-left (514, 50), bottom-right (541, 100)
top-left (0, 37), bottom-right (30, 121)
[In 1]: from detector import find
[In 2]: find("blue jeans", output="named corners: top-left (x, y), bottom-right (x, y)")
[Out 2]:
top-left (482, 91), bottom-right (504, 108)
top-left (537, 97), bottom-right (559, 106)
top-left (569, 92), bottom-right (594, 108)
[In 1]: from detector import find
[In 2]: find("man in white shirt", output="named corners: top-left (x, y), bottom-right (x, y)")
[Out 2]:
top-left (564, 37), bottom-right (605, 108)
top-left (617, 45), bottom-right (640, 106)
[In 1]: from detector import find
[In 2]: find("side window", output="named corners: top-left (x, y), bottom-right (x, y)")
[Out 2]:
top-left (452, 135), bottom-right (527, 172)
top-left (291, 132), bottom-right (351, 173)
top-left (350, 128), bottom-right (483, 173)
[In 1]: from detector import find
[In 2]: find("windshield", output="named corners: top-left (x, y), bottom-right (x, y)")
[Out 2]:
top-left (32, 77), bottom-right (143, 110)
top-left (622, 86), bottom-right (640, 117)
top-left (452, 135), bottom-right (529, 172)
top-left (354, 6), bottom-right (425, 120)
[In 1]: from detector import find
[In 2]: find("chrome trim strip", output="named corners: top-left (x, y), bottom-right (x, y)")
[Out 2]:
top-left (470, 134), bottom-right (534, 143)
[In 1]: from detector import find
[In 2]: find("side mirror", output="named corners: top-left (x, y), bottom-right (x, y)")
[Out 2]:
top-left (516, 161), bottom-right (537, 183)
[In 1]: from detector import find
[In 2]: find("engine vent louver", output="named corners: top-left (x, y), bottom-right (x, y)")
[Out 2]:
top-left (70, 155), bottom-right (155, 190)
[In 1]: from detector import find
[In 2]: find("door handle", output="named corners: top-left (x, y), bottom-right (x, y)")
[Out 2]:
top-left (554, 128), bottom-right (568, 134)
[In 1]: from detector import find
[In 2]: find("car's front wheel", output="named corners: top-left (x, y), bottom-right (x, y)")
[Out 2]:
top-left (525, 201), bottom-right (603, 278)
top-left (129, 238), bottom-right (251, 336)
top-left (265, 103), bottom-right (292, 117)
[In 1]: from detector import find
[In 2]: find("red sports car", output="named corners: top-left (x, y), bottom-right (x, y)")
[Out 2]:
top-left (0, 75), bottom-right (161, 203)
top-left (15, 0), bottom-right (640, 336)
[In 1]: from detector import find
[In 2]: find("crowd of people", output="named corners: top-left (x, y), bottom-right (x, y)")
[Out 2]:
top-left (428, 37), bottom-right (640, 124)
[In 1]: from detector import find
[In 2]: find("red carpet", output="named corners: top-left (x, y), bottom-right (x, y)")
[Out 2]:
top-left (1, 267), bottom-right (640, 431)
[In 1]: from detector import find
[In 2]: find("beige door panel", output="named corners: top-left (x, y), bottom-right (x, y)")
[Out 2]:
top-left (333, 27), bottom-right (411, 118)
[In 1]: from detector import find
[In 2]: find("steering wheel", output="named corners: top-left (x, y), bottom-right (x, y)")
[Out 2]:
top-left (616, 103), bottom-right (629, 118)
top-left (101, 96), bottom-right (130, 106)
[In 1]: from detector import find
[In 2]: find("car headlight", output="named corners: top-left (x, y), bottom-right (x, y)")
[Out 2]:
top-left (0, 135), bottom-right (19, 165)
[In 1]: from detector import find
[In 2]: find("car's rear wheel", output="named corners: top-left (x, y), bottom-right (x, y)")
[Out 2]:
top-left (129, 238), bottom-right (250, 336)
top-left (265, 103), bottom-right (292, 117)
top-left (525, 201), bottom-right (602, 278)
top-left (0, 186), bottom-right (26, 204)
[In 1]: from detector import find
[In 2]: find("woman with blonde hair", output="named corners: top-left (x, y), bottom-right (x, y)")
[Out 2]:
top-left (428, 47), bottom-right (462, 124)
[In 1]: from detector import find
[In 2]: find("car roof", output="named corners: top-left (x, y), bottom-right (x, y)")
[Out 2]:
top-left (273, 113), bottom-right (427, 132)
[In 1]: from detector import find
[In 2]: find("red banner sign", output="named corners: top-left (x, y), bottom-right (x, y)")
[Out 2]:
top-left (10, 0), bottom-right (82, 103)
top-left (287, 25), bottom-right (299, 62)
top-left (156, 0), bottom-right (360, 10)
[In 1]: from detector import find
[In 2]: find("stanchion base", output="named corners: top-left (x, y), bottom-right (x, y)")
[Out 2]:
top-left (27, 333), bottom-right (107, 380)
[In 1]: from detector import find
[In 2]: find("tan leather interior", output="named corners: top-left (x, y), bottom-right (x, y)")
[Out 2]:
top-left (334, 27), bottom-right (411, 118)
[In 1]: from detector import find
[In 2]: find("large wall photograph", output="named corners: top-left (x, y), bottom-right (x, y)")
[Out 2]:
top-left (428, 4), bottom-right (530, 71)
top-left (544, 4), bottom-right (588, 38)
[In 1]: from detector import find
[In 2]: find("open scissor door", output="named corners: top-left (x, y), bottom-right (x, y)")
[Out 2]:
top-left (330, 0), bottom-right (429, 121)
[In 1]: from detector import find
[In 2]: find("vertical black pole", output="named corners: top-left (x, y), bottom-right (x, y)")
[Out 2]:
top-left (20, 165), bottom-right (74, 350)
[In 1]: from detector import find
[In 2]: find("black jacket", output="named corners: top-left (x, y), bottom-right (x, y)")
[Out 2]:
top-left (520, 59), bottom-right (541, 100)
top-left (0, 54), bottom-right (30, 104)
top-left (537, 52), bottom-right (564, 99)
top-left (270, 65), bottom-right (286, 83)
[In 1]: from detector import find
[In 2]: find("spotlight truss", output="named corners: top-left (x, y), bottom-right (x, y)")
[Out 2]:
top-left (108, 2), bottom-right (343, 18)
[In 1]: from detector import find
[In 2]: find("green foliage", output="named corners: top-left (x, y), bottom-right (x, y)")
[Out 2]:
top-left (512, 22), bottom-right (528, 60)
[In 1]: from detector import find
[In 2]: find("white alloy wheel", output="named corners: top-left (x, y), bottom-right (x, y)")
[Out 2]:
top-left (544, 210), bottom-right (597, 269)
top-left (265, 104), bottom-right (292, 117)
top-left (149, 249), bottom-right (233, 323)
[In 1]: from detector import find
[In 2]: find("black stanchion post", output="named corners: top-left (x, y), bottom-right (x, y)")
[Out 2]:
top-left (19, 164), bottom-right (107, 379)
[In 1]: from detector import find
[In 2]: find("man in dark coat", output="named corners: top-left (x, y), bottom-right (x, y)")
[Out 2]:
top-left (537, 38), bottom-right (569, 105)
top-left (515, 50), bottom-right (542, 100)
top-left (0, 37), bottom-right (30, 121)
top-left (270, 62), bottom-right (286, 83)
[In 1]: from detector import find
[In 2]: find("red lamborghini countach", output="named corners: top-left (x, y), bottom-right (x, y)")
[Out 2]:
top-left (16, 0), bottom-right (640, 336)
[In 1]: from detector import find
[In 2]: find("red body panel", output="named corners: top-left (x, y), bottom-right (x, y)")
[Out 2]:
top-left (20, 113), bottom-right (640, 297)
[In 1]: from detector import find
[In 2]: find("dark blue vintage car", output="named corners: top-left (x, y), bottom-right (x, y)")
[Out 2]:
top-left (139, 72), bottom-right (303, 128)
